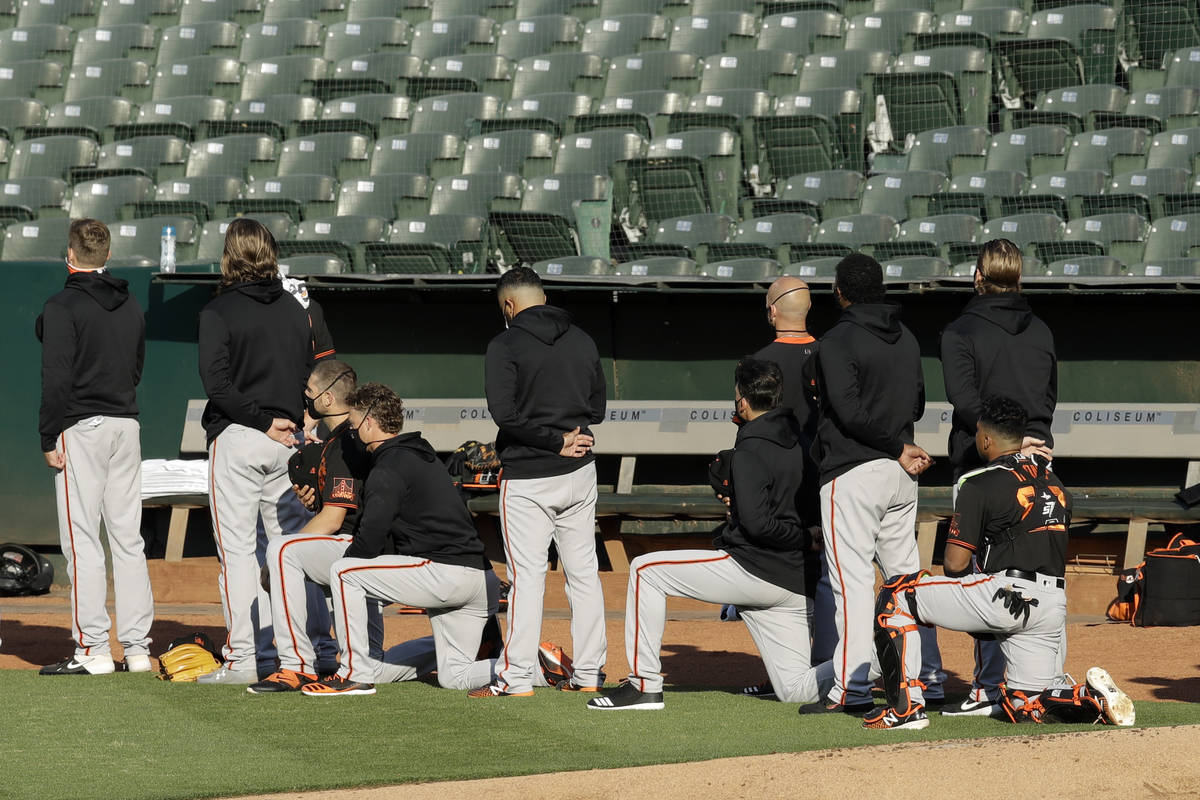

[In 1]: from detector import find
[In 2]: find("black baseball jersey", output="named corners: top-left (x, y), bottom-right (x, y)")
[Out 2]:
top-left (753, 335), bottom-right (819, 442)
top-left (947, 452), bottom-right (1071, 577)
top-left (316, 419), bottom-right (371, 536)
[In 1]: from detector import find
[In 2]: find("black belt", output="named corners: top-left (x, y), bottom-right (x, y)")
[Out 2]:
top-left (1003, 569), bottom-right (1065, 589)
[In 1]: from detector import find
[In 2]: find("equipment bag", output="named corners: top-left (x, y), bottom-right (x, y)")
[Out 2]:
top-left (1107, 534), bottom-right (1200, 626)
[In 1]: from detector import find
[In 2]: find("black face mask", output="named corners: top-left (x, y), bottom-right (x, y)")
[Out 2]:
top-left (304, 370), bottom-right (353, 420)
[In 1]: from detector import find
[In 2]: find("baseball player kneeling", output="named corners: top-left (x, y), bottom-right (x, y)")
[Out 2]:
top-left (588, 359), bottom-right (833, 711)
top-left (866, 396), bottom-right (1135, 730)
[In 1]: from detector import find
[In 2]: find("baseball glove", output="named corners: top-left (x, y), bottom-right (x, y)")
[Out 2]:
top-left (158, 632), bottom-right (222, 682)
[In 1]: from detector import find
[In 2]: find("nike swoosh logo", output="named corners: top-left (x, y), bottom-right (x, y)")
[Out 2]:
top-left (66, 660), bottom-right (87, 670)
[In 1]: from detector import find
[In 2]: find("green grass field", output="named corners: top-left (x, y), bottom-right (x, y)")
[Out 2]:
top-left (4, 672), bottom-right (1198, 800)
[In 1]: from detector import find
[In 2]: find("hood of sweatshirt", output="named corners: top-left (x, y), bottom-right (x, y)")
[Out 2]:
top-left (374, 431), bottom-right (437, 464)
top-left (962, 292), bottom-right (1033, 335)
top-left (839, 302), bottom-right (903, 344)
top-left (67, 270), bottom-right (130, 311)
top-left (735, 407), bottom-right (801, 449)
top-left (226, 277), bottom-right (285, 304)
top-left (510, 304), bottom-right (572, 345)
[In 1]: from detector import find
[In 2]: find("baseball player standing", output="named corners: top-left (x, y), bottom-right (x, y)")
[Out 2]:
top-left (802, 254), bottom-right (943, 715)
top-left (940, 239), bottom-right (1059, 718)
top-left (867, 396), bottom-right (1133, 730)
top-left (37, 218), bottom-right (154, 675)
top-left (587, 360), bottom-right (834, 711)
top-left (470, 267), bottom-right (607, 697)
top-left (197, 218), bottom-right (311, 684)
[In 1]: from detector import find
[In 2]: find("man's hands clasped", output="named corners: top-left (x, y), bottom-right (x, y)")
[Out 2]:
top-left (560, 427), bottom-right (594, 458)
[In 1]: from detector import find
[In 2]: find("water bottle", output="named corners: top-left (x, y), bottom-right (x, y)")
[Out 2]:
top-left (160, 225), bottom-right (176, 273)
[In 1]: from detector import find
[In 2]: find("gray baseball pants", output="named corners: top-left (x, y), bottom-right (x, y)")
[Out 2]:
top-left (821, 458), bottom-right (944, 706)
top-left (495, 462), bottom-right (606, 693)
top-left (55, 416), bottom-right (154, 657)
top-left (382, 569), bottom-right (504, 677)
top-left (626, 549), bottom-right (835, 701)
top-left (208, 423), bottom-right (293, 672)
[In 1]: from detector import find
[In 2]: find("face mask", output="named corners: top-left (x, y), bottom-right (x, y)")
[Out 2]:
top-left (732, 397), bottom-right (745, 427)
top-left (303, 370), bottom-right (353, 421)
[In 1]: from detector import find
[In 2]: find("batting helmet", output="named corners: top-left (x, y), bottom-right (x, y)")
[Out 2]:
top-left (0, 543), bottom-right (54, 596)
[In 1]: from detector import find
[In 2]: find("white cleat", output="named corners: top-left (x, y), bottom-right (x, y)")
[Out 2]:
top-left (1086, 667), bottom-right (1135, 727)
top-left (124, 654), bottom-right (152, 673)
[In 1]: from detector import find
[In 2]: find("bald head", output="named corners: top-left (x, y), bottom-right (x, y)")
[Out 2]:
top-left (765, 277), bottom-right (811, 332)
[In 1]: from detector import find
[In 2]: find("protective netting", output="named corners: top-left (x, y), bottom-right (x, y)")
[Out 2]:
top-left (0, 0), bottom-right (1198, 279)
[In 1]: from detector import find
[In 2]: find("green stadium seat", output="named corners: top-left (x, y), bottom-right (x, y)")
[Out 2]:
top-left (1120, 87), bottom-right (1200, 129)
top-left (604, 50), bottom-right (701, 95)
top-left (45, 96), bottom-right (135, 139)
top-left (429, 171), bottom-right (522, 216)
top-left (981, 212), bottom-right (1064, 254)
top-left (892, 214), bottom-right (980, 260)
top-left (410, 16), bottom-right (497, 60)
top-left (752, 111), bottom-right (848, 187)
top-left (813, 213), bottom-right (897, 250)
top-left (336, 172), bottom-right (430, 218)
top-left (1145, 126), bottom-right (1200, 171)
top-left (240, 19), bottom-right (325, 62)
top-left (366, 213), bottom-right (488, 273)
top-left (1165, 46), bottom-right (1200, 88)
top-left (263, 0), bottom-right (345, 23)
top-left (532, 255), bottom-right (612, 276)
top-left (0, 60), bottom-right (64, 103)
top-left (844, 10), bottom-right (934, 54)
top-left (68, 174), bottom-right (154, 221)
top-left (780, 169), bottom-right (863, 220)
top-left (1029, 4), bottom-right (1117, 84)
top-left (490, 172), bottom-right (609, 264)
top-left (186, 134), bottom-right (278, 179)
top-left (1105, 168), bottom-right (1192, 220)
top-left (1142, 213), bottom-right (1200, 260)
top-left (699, 49), bottom-right (798, 94)
top-left (463, 129), bottom-right (555, 177)
top-left (682, 88), bottom-right (770, 128)
top-left (522, 0), bottom-right (595, 17)
top-left (279, 254), bottom-right (349, 274)
top-left (984, 125), bottom-right (1070, 177)
top-left (16, 0), bottom-right (95, 27)
top-left (191, 214), bottom-right (295, 265)
top-left (0, 25), bottom-right (73, 68)
top-left (757, 12), bottom-right (844, 58)
top-left (73, 24), bottom-right (159, 66)
top-left (96, 0), bottom-right (179, 27)
top-left (510, 52), bottom-right (604, 99)
top-left (496, 15), bottom-right (581, 61)
top-left (323, 19), bottom-right (411, 63)
top-left (633, 127), bottom-right (740, 222)
top-left (276, 132), bottom-right (371, 178)
top-left (3, 216), bottom-right (73, 259)
top-left (178, 0), bottom-right (260, 25)
top-left (706, 212), bottom-right (816, 263)
top-left (1012, 84), bottom-right (1127, 134)
top-left (652, 211), bottom-right (733, 253)
top-left (290, 213), bottom-right (389, 271)
top-left (0, 97), bottom-right (47, 139)
top-left (581, 14), bottom-right (667, 57)
top-left (319, 93), bottom-right (410, 137)
top-left (519, 171), bottom-right (608, 218)
top-left (904, 125), bottom-right (988, 176)
top-left (241, 56), bottom-right (329, 102)
top-left (797, 49), bottom-right (891, 93)
top-left (869, 70), bottom-right (962, 150)
top-left (1128, 257), bottom-right (1200, 277)
top-left (96, 134), bottom-right (187, 180)
top-left (330, 52), bottom-right (424, 96)
top-left (1127, 2), bottom-right (1200, 74)
top-left (134, 95), bottom-right (228, 141)
top-left (1064, 128), bottom-right (1150, 175)
top-left (431, 0), bottom-right (513, 20)
top-left (370, 132), bottom-right (462, 177)
top-left (890, 46), bottom-right (990, 129)
top-left (155, 175), bottom-right (244, 216)
top-left (345, 0), bottom-right (403, 21)
top-left (0, 177), bottom-right (67, 218)
top-left (504, 91), bottom-right (592, 136)
top-left (1058, 212), bottom-right (1148, 263)
top-left (880, 255), bottom-right (950, 280)
top-left (933, 169), bottom-right (1025, 220)
top-left (8, 134), bottom-right (97, 180)
top-left (668, 12), bottom-right (755, 56)
top-left (410, 92), bottom-right (502, 138)
top-left (426, 54), bottom-right (513, 99)
top-left (230, 94), bottom-right (322, 139)
top-left (1044, 255), bottom-right (1123, 277)
top-left (152, 56), bottom-right (242, 102)
top-left (698, 257), bottom-right (780, 280)
top-left (859, 170), bottom-right (946, 222)
top-left (611, 254), bottom-right (696, 276)
top-left (158, 23), bottom-right (242, 62)
top-left (782, 255), bottom-right (841, 278)
top-left (108, 215), bottom-right (198, 262)
top-left (242, 173), bottom-right (338, 218)
top-left (587, 89), bottom-right (684, 139)
top-left (64, 59), bottom-right (151, 104)
top-left (1020, 169), bottom-right (1106, 219)
top-left (554, 129), bottom-right (646, 174)
top-left (928, 6), bottom-right (1025, 48)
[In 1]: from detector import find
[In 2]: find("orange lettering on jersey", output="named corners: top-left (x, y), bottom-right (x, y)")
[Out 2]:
top-left (1016, 486), bottom-right (1036, 520)
top-left (330, 478), bottom-right (355, 501)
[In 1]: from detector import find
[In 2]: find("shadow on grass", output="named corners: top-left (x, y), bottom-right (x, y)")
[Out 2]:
top-left (1127, 667), bottom-right (1200, 702)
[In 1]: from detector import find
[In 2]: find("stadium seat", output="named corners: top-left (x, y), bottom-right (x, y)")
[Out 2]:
top-left (0, 60), bottom-right (64, 104)
top-left (242, 173), bottom-right (338, 218)
top-left (496, 15), bottom-right (581, 61)
top-left (68, 174), bottom-right (155, 221)
top-left (45, 97), bottom-right (135, 139)
top-left (679, 89), bottom-right (770, 136)
top-left (521, 0), bottom-right (595, 17)
top-left (981, 212), bottom-right (1064, 254)
top-left (698, 257), bottom-right (780, 280)
top-left (410, 16), bottom-right (497, 60)
top-left (668, 13), bottom-right (756, 56)
top-left (531, 255), bottom-right (612, 276)
top-left (328, 52), bottom-right (424, 97)
top-left (323, 19), bottom-right (411, 63)
top-left (580, 13), bottom-right (667, 57)
top-left (108, 215), bottom-right (198, 263)
top-left (371, 132), bottom-right (462, 178)
top-left (752, 110), bottom-right (848, 188)
top-left (229, 94), bottom-right (322, 139)
top-left (431, 0), bottom-right (514, 21)
top-left (2, 216), bottom-right (73, 259)
top-left (699, 49), bottom-right (797, 94)
top-left (8, 135), bottom-right (97, 180)
top-left (859, 170), bottom-right (947, 223)
top-left (904, 125), bottom-right (988, 176)
top-left (64, 59), bottom-right (151, 104)
top-left (16, 0), bottom-right (95, 28)
top-left (996, 5), bottom-right (1117, 100)
top-left (135, 95), bottom-right (229, 138)
top-left (0, 97), bottom-right (48, 139)
top-left (782, 255), bottom-right (841, 278)
top-left (278, 254), bottom-right (348, 274)
top-left (1013, 84), bottom-right (1127, 134)
top-left (891, 214), bottom-right (981, 261)
top-left (263, 0), bottom-right (346, 23)
top-left (812, 213), bottom-right (897, 251)
top-left (757, 12), bottom-right (843, 58)
top-left (190, 214), bottom-right (295, 265)
top-left (158, 22), bottom-right (242, 63)
top-left (186, 134), bottom-right (279, 180)
top-left (586, 89), bottom-right (684, 139)
top-left (366, 213), bottom-right (488, 273)
top-left (178, 0), bottom-right (260, 25)
top-left (779, 170), bottom-right (864, 220)
top-left (649, 212), bottom-right (733, 257)
top-left (1105, 168), bottom-right (1192, 220)
top-left (289, 214), bottom-right (389, 271)
top-left (1058, 212), bottom-right (1148, 263)
top-left (1145, 126), bottom-right (1200, 171)
top-left (241, 56), bottom-right (329, 102)
top-left (410, 92), bottom-right (502, 138)
top-left (604, 51), bottom-right (701, 96)
top-left (1020, 169), bottom-right (1107, 219)
top-left (0, 24), bottom-right (74, 66)
top-left (276, 132), bottom-right (371, 179)
top-left (154, 175), bottom-right (244, 217)
top-left (319, 93), bottom-right (410, 138)
top-left (429, 171), bottom-right (522, 216)
top-left (887, 46), bottom-right (990, 130)
top-left (462, 129), bottom-right (555, 177)
top-left (96, 0), bottom-right (179, 27)
top-left (797, 49), bottom-right (891, 93)
top-left (705, 212), bottom-right (816, 264)
top-left (504, 92), bottom-right (592, 136)
top-left (934, 169), bottom-right (1025, 220)
top-left (844, 10), bottom-right (934, 54)
top-left (239, 19), bottom-right (325, 62)
top-left (152, 56), bottom-right (242, 102)
top-left (1121, 87), bottom-right (1200, 130)
top-left (1128, 257), bottom-right (1200, 277)
top-left (96, 134), bottom-right (188, 180)
top-left (1044, 255), bottom-right (1123, 277)
top-left (1126, 2), bottom-right (1200, 74)
top-left (929, 6), bottom-right (1025, 47)
top-left (879, 256), bottom-right (950, 280)
top-left (0, 176), bottom-right (68, 217)
top-left (611, 255), bottom-right (696, 277)
top-left (628, 127), bottom-right (740, 224)
top-left (1165, 46), bottom-right (1200, 89)
top-left (335, 173), bottom-right (429, 218)
top-left (554, 129), bottom-right (646, 174)
top-left (510, 52), bottom-right (604, 99)
top-left (425, 54), bottom-right (513, 99)
top-left (1064, 128), bottom-right (1150, 175)
top-left (1142, 214), bottom-right (1200, 260)
top-left (73, 24), bottom-right (159, 66)
top-left (983, 126), bottom-right (1071, 177)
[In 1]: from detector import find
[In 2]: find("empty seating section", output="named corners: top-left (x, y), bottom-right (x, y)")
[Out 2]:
top-left (0, 0), bottom-right (1197, 277)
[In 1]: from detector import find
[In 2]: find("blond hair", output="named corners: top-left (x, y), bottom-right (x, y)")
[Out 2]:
top-left (68, 218), bottom-right (111, 268)
top-left (976, 238), bottom-right (1022, 293)
top-left (220, 217), bottom-right (278, 285)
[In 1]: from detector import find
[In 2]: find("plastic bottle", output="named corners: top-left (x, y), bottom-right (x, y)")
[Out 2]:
top-left (160, 225), bottom-right (176, 273)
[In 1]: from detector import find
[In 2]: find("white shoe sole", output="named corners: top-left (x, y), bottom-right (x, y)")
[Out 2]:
top-left (889, 717), bottom-right (930, 730)
top-left (196, 669), bottom-right (258, 685)
top-left (941, 703), bottom-right (1002, 717)
top-left (587, 702), bottom-right (664, 711)
top-left (1086, 667), bottom-right (1135, 727)
top-left (303, 688), bottom-right (376, 696)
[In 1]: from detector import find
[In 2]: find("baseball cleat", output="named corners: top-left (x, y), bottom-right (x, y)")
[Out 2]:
top-left (862, 705), bottom-right (930, 731)
top-left (558, 680), bottom-right (601, 693)
top-left (124, 654), bottom-right (152, 673)
top-left (797, 699), bottom-right (875, 716)
top-left (587, 682), bottom-right (664, 711)
top-left (1086, 667), bottom-right (1135, 727)
top-left (741, 681), bottom-right (776, 699)
top-left (300, 676), bottom-right (376, 696)
top-left (39, 654), bottom-right (115, 675)
top-left (537, 641), bottom-right (573, 687)
top-left (247, 669), bottom-right (319, 694)
top-left (467, 683), bottom-right (534, 698)
top-left (196, 666), bottom-right (259, 684)
top-left (941, 698), bottom-right (1004, 718)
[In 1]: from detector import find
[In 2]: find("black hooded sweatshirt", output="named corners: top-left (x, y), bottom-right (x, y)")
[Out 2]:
top-left (37, 271), bottom-right (145, 452)
top-left (484, 304), bottom-right (606, 480)
top-left (342, 432), bottom-right (485, 568)
top-left (940, 293), bottom-right (1057, 475)
top-left (198, 278), bottom-right (312, 444)
top-left (813, 302), bottom-right (924, 484)
top-left (714, 407), bottom-right (811, 596)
